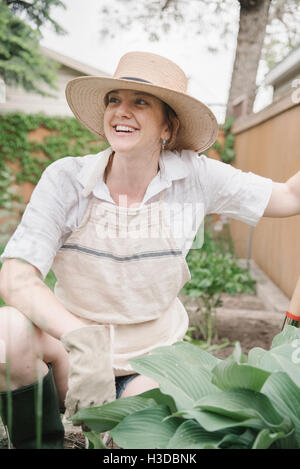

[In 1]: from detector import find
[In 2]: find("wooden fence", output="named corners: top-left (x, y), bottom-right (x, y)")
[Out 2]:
top-left (229, 90), bottom-right (300, 298)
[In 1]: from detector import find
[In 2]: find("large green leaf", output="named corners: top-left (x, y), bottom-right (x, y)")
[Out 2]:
top-left (194, 389), bottom-right (293, 433)
top-left (170, 341), bottom-right (221, 370)
top-left (247, 332), bottom-right (300, 389)
top-left (271, 325), bottom-right (300, 349)
top-left (138, 388), bottom-right (177, 413)
top-left (83, 430), bottom-right (106, 449)
top-left (130, 347), bottom-right (219, 411)
top-left (227, 341), bottom-right (248, 364)
top-left (109, 405), bottom-right (181, 449)
top-left (71, 395), bottom-right (157, 432)
top-left (72, 334), bottom-right (300, 450)
top-left (211, 361), bottom-right (271, 392)
top-left (252, 429), bottom-right (288, 449)
top-left (169, 408), bottom-right (263, 432)
top-left (262, 372), bottom-right (300, 447)
top-left (219, 429), bottom-right (256, 449)
top-left (247, 347), bottom-right (267, 367)
top-left (137, 341), bottom-right (220, 371)
top-left (166, 420), bottom-right (225, 449)
top-left (258, 344), bottom-right (300, 387)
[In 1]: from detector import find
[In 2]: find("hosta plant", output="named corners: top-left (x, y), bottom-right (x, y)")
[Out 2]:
top-left (72, 325), bottom-right (300, 449)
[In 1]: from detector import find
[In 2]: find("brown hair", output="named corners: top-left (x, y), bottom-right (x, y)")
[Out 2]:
top-left (162, 102), bottom-right (180, 152)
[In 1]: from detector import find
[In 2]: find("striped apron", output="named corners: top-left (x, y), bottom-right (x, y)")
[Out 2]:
top-left (51, 158), bottom-right (191, 376)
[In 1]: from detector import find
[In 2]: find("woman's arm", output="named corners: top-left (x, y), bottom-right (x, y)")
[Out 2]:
top-left (0, 258), bottom-right (88, 340)
top-left (264, 172), bottom-right (300, 218)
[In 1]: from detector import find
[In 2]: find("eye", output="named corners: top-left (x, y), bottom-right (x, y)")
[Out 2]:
top-left (136, 98), bottom-right (147, 105)
top-left (108, 96), bottom-right (119, 104)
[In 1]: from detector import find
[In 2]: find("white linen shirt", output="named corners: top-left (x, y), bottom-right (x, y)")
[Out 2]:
top-left (0, 147), bottom-right (273, 280)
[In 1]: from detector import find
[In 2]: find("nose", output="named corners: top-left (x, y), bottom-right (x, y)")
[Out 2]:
top-left (115, 100), bottom-right (133, 118)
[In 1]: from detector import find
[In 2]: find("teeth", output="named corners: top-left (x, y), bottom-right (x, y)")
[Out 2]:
top-left (115, 125), bottom-right (136, 132)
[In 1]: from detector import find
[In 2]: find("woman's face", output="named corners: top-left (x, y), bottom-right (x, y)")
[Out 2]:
top-left (103, 89), bottom-right (170, 155)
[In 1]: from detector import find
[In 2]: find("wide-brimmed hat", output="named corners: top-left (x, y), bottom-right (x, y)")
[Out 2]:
top-left (65, 51), bottom-right (219, 153)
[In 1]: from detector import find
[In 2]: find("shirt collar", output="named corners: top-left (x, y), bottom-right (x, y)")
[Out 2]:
top-left (158, 149), bottom-right (189, 183)
top-left (76, 146), bottom-right (112, 194)
top-left (77, 146), bottom-right (189, 199)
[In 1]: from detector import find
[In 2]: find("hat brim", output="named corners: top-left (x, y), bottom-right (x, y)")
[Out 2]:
top-left (65, 76), bottom-right (219, 153)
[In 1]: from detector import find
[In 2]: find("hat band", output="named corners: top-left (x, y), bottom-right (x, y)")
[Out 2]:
top-left (120, 76), bottom-right (152, 84)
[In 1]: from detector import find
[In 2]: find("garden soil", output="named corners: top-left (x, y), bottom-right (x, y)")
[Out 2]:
top-left (182, 292), bottom-right (284, 359)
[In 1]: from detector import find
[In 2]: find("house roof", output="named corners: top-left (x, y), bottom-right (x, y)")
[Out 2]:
top-left (40, 45), bottom-right (111, 77)
top-left (263, 46), bottom-right (300, 87)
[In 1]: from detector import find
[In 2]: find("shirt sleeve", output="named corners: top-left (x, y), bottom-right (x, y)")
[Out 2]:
top-left (195, 154), bottom-right (273, 226)
top-left (0, 158), bottom-right (77, 280)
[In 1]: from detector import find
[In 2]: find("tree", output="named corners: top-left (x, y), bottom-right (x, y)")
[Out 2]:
top-left (2, 0), bottom-right (67, 34)
top-left (226, 0), bottom-right (272, 117)
top-left (98, 0), bottom-right (300, 117)
top-left (0, 0), bottom-right (67, 96)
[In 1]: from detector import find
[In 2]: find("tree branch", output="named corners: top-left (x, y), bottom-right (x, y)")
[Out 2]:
top-left (162, 0), bottom-right (175, 11)
top-left (4, 0), bottom-right (34, 8)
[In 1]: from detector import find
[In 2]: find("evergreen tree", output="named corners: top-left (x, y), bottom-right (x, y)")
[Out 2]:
top-left (0, 0), bottom-right (66, 96)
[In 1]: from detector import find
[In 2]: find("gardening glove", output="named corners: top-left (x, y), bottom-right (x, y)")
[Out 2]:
top-left (61, 325), bottom-right (116, 424)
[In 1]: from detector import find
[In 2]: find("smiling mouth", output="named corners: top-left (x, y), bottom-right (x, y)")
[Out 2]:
top-left (113, 125), bottom-right (139, 135)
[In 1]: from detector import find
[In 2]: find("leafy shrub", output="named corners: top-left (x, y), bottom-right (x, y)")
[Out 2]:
top-left (211, 116), bottom-right (235, 164)
top-left (181, 223), bottom-right (255, 344)
top-left (73, 326), bottom-right (300, 449)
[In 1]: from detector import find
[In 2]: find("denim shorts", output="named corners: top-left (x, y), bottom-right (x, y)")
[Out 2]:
top-left (58, 369), bottom-right (140, 413)
top-left (115, 373), bottom-right (139, 399)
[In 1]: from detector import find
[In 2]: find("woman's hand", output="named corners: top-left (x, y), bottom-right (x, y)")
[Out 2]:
top-left (60, 324), bottom-right (116, 423)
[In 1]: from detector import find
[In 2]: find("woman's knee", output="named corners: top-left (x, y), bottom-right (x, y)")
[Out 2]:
top-left (120, 375), bottom-right (159, 398)
top-left (0, 306), bottom-right (68, 399)
top-left (0, 306), bottom-right (47, 390)
top-left (0, 306), bottom-right (37, 353)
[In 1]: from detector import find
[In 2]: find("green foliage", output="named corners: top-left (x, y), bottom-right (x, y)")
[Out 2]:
top-left (0, 2), bottom-right (62, 96)
top-left (73, 326), bottom-right (300, 449)
top-left (212, 116), bottom-right (236, 164)
top-left (44, 269), bottom-right (57, 292)
top-left (4, 0), bottom-right (67, 35)
top-left (181, 220), bottom-right (255, 344)
top-left (183, 228), bottom-right (254, 298)
top-left (0, 112), bottom-right (108, 211)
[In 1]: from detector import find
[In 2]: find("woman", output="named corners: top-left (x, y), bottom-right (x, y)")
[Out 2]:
top-left (0, 51), bottom-right (299, 449)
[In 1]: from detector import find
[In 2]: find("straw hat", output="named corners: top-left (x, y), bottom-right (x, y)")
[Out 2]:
top-left (65, 51), bottom-right (219, 153)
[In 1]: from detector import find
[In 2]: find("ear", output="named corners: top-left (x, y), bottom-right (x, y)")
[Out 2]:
top-left (161, 124), bottom-right (171, 142)
top-left (164, 116), bottom-right (180, 151)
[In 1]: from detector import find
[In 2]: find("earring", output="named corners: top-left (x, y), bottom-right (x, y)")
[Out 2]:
top-left (161, 139), bottom-right (167, 151)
